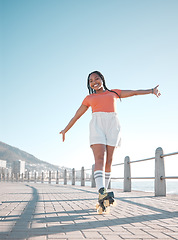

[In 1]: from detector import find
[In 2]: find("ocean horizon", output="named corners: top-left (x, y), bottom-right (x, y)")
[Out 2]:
top-left (73, 180), bottom-right (178, 195)
top-left (111, 180), bottom-right (178, 195)
top-left (44, 179), bottom-right (178, 195)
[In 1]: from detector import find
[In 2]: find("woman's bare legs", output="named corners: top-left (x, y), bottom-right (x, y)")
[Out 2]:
top-left (91, 144), bottom-right (116, 171)
top-left (91, 144), bottom-right (116, 191)
top-left (91, 144), bottom-right (106, 171)
top-left (105, 145), bottom-right (115, 172)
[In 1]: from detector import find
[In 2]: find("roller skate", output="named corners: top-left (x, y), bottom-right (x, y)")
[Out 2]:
top-left (95, 187), bottom-right (116, 214)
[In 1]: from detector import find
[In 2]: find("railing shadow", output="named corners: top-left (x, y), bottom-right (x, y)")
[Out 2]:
top-left (3, 184), bottom-right (39, 239)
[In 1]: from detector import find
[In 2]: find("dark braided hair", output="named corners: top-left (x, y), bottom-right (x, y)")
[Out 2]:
top-left (87, 71), bottom-right (121, 100)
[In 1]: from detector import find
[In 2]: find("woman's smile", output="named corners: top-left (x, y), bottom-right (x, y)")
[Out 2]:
top-left (89, 73), bottom-right (104, 92)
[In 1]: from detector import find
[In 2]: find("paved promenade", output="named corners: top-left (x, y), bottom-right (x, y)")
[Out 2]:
top-left (0, 182), bottom-right (178, 240)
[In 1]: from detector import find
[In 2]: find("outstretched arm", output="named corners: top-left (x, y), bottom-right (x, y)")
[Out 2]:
top-left (120, 85), bottom-right (161, 98)
top-left (60, 104), bottom-right (89, 142)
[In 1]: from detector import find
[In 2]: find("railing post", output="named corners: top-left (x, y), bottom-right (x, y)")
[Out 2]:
top-left (56, 170), bottom-right (59, 184)
top-left (124, 156), bottom-right (131, 192)
top-left (64, 169), bottom-right (67, 185)
top-left (2, 171), bottom-right (5, 181)
top-left (34, 171), bottom-right (37, 183)
top-left (15, 173), bottom-right (18, 182)
top-left (2, 171), bottom-right (6, 182)
top-left (155, 147), bottom-right (166, 196)
top-left (1, 169), bottom-right (4, 181)
top-left (21, 173), bottom-right (24, 182)
top-left (41, 171), bottom-right (44, 183)
top-left (81, 167), bottom-right (85, 186)
top-left (7, 173), bottom-right (9, 182)
top-left (49, 171), bottom-right (51, 184)
top-left (11, 173), bottom-right (14, 182)
top-left (27, 171), bottom-right (30, 182)
top-left (72, 168), bottom-right (75, 185)
top-left (91, 164), bottom-right (96, 188)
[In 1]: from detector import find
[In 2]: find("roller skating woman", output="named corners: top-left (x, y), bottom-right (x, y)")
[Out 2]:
top-left (60, 71), bottom-right (161, 214)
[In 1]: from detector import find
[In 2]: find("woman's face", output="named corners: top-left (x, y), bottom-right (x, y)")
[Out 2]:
top-left (89, 73), bottom-right (103, 91)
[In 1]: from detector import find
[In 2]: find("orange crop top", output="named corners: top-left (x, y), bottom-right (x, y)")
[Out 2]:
top-left (82, 89), bottom-right (121, 113)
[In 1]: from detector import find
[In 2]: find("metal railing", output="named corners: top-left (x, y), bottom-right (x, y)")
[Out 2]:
top-left (0, 147), bottom-right (177, 196)
top-left (111, 147), bottom-right (178, 196)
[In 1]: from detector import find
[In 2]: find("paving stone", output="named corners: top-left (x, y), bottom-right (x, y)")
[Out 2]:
top-left (28, 237), bottom-right (47, 240)
top-left (100, 234), bottom-right (123, 240)
top-left (0, 182), bottom-right (178, 240)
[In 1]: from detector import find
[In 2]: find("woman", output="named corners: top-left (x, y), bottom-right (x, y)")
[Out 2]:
top-left (60, 71), bottom-right (161, 212)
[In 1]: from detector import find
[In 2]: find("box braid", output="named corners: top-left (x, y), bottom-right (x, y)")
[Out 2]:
top-left (87, 71), bottom-right (121, 100)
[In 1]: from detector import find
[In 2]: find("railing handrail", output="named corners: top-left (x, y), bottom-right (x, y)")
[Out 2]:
top-left (112, 151), bottom-right (178, 166)
top-left (161, 176), bottom-right (178, 180)
top-left (129, 156), bottom-right (155, 164)
top-left (161, 151), bottom-right (178, 158)
top-left (1, 148), bottom-right (178, 196)
top-left (112, 162), bottom-right (124, 166)
top-left (74, 150), bottom-right (178, 172)
top-left (128, 177), bottom-right (155, 179)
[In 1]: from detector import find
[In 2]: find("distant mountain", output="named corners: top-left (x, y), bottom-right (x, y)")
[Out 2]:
top-left (0, 141), bottom-right (66, 172)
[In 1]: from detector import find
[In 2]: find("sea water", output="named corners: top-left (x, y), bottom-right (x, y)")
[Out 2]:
top-left (111, 180), bottom-right (178, 195)
top-left (49, 180), bottom-right (178, 195)
top-left (75, 180), bottom-right (178, 195)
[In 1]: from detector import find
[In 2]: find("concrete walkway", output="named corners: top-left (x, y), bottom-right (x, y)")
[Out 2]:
top-left (0, 182), bottom-right (178, 240)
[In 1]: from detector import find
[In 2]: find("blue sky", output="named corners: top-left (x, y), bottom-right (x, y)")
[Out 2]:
top-left (1, 0), bottom-right (178, 178)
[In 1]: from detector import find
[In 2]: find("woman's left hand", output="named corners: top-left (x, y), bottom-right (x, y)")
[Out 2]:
top-left (153, 85), bottom-right (161, 97)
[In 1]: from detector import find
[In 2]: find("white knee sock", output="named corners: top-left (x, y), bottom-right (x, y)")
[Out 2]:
top-left (105, 172), bottom-right (111, 189)
top-left (94, 170), bottom-right (104, 191)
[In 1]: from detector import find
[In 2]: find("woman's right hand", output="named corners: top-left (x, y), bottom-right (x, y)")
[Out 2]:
top-left (59, 130), bottom-right (66, 142)
top-left (59, 104), bottom-right (88, 143)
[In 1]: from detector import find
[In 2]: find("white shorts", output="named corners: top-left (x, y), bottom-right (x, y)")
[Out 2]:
top-left (89, 112), bottom-right (121, 147)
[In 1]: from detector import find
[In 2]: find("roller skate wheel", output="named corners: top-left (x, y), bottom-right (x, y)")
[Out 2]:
top-left (103, 199), bottom-right (110, 207)
top-left (97, 206), bottom-right (103, 214)
top-left (104, 206), bottom-right (110, 214)
top-left (112, 200), bottom-right (117, 207)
